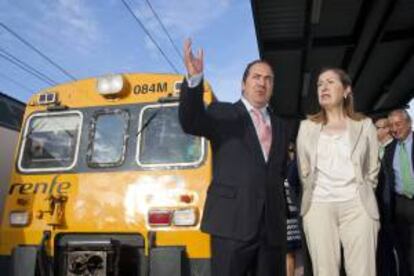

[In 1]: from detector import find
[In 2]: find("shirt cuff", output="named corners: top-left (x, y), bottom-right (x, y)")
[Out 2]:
top-left (186, 73), bottom-right (203, 88)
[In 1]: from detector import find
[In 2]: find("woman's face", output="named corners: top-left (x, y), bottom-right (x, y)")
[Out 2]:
top-left (317, 70), bottom-right (350, 110)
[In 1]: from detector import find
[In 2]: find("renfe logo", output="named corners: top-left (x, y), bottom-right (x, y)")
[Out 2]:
top-left (8, 175), bottom-right (71, 195)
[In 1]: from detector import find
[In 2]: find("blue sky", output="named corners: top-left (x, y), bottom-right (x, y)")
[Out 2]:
top-left (0, 0), bottom-right (258, 103)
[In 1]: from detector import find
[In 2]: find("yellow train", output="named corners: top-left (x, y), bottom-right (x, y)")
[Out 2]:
top-left (0, 73), bottom-right (214, 275)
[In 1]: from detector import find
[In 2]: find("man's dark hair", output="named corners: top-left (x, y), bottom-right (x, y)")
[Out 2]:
top-left (242, 59), bottom-right (273, 83)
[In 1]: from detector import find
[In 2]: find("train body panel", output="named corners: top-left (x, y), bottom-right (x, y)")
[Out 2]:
top-left (0, 73), bottom-right (214, 275)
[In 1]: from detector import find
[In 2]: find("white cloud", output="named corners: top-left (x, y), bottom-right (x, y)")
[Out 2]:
top-left (37, 0), bottom-right (101, 54)
top-left (1, 1), bottom-right (102, 56)
top-left (206, 59), bottom-right (247, 102)
top-left (156, 0), bottom-right (233, 35)
top-left (128, 0), bottom-right (234, 59)
top-left (143, 36), bottom-right (168, 66)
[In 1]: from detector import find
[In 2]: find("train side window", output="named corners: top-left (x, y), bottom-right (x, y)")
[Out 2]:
top-left (136, 103), bottom-right (205, 168)
top-left (18, 111), bottom-right (83, 172)
top-left (87, 110), bottom-right (129, 168)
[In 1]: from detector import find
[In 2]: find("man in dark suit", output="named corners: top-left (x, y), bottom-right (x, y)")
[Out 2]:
top-left (179, 39), bottom-right (288, 276)
top-left (375, 117), bottom-right (398, 275)
top-left (382, 109), bottom-right (414, 276)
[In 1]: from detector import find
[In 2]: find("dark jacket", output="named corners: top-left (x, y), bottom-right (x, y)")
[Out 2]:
top-left (381, 134), bottom-right (414, 223)
top-left (179, 79), bottom-right (289, 247)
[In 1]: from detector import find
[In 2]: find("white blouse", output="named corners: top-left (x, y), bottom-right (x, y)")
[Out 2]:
top-left (312, 131), bottom-right (359, 202)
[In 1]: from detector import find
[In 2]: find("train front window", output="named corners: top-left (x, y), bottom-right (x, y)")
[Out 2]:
top-left (137, 103), bottom-right (204, 167)
top-left (87, 110), bottom-right (129, 167)
top-left (18, 111), bottom-right (82, 172)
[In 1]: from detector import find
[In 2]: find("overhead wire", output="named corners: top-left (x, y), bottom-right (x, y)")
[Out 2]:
top-left (143, 0), bottom-right (184, 62)
top-left (120, 0), bottom-right (180, 73)
top-left (0, 49), bottom-right (57, 86)
top-left (0, 47), bottom-right (57, 85)
top-left (0, 71), bottom-right (33, 94)
top-left (0, 22), bottom-right (77, 81)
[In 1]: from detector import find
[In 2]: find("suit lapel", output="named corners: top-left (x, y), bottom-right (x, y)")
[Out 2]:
top-left (235, 101), bottom-right (267, 166)
top-left (267, 108), bottom-right (281, 165)
top-left (309, 122), bottom-right (322, 173)
top-left (348, 118), bottom-right (363, 158)
top-left (385, 139), bottom-right (397, 168)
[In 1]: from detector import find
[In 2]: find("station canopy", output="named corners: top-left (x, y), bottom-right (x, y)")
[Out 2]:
top-left (251, 0), bottom-right (414, 117)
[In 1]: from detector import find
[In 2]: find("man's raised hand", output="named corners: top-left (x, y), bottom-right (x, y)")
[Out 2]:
top-left (184, 38), bottom-right (203, 77)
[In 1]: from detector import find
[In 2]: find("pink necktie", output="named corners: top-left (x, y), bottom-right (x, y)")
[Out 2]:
top-left (251, 108), bottom-right (272, 159)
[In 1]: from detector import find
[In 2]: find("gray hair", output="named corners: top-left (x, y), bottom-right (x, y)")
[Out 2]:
top-left (388, 109), bottom-right (412, 123)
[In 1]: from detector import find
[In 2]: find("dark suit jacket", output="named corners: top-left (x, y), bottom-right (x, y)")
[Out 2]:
top-left (381, 133), bottom-right (414, 223)
top-left (179, 79), bottom-right (289, 247)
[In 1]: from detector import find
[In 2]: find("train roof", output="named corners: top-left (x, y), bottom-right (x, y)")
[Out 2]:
top-left (21, 73), bottom-right (214, 111)
top-left (251, 0), bottom-right (414, 118)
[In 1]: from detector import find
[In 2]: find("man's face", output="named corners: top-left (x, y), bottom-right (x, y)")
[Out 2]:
top-left (389, 113), bottom-right (412, 141)
top-left (242, 63), bottom-right (274, 109)
top-left (375, 118), bottom-right (391, 142)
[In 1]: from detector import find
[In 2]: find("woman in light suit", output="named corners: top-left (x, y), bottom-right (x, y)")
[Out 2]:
top-left (296, 68), bottom-right (380, 276)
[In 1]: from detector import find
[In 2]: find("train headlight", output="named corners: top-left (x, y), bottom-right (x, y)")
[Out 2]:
top-left (173, 208), bottom-right (198, 226)
top-left (148, 207), bottom-right (199, 227)
top-left (9, 211), bottom-right (31, 227)
top-left (96, 74), bottom-right (124, 95)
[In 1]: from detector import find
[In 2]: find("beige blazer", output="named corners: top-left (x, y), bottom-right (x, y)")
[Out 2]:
top-left (296, 117), bottom-right (380, 219)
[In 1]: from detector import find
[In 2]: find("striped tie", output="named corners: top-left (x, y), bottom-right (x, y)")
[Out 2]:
top-left (251, 108), bottom-right (272, 160)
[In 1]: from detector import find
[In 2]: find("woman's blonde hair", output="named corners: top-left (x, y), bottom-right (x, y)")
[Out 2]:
top-left (308, 67), bottom-right (365, 124)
